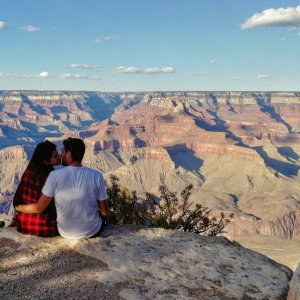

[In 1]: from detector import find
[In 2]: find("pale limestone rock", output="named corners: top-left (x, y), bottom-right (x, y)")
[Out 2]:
top-left (287, 263), bottom-right (300, 300)
top-left (0, 226), bottom-right (293, 299)
top-left (0, 146), bottom-right (28, 198)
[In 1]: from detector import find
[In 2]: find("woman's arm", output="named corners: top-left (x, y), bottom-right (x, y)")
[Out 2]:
top-left (16, 194), bottom-right (53, 214)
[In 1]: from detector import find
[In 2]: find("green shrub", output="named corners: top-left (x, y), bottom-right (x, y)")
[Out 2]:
top-left (106, 175), bottom-right (155, 226)
top-left (0, 221), bottom-right (5, 228)
top-left (105, 175), bottom-right (233, 237)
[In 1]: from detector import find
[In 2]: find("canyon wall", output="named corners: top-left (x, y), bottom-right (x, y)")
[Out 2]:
top-left (1, 90), bottom-right (300, 240)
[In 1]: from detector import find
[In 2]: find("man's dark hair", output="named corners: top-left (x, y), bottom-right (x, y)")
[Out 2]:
top-left (63, 137), bottom-right (85, 161)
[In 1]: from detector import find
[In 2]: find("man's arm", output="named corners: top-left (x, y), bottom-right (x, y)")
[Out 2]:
top-left (16, 194), bottom-right (53, 214)
top-left (98, 200), bottom-right (109, 218)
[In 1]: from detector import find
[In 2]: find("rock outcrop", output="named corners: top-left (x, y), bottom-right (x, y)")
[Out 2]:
top-left (0, 146), bottom-right (28, 211)
top-left (288, 263), bottom-right (300, 300)
top-left (0, 226), bottom-right (293, 300)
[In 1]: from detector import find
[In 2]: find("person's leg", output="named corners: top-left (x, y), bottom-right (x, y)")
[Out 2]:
top-left (90, 218), bottom-right (106, 238)
top-left (98, 217), bottom-right (106, 235)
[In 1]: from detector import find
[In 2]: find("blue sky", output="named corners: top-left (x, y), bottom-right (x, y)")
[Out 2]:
top-left (0, 0), bottom-right (300, 92)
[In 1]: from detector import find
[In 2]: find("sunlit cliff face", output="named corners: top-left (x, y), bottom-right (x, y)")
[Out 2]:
top-left (1, 90), bottom-right (300, 240)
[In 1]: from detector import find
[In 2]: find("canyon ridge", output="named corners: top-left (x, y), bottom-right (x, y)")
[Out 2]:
top-left (0, 90), bottom-right (300, 269)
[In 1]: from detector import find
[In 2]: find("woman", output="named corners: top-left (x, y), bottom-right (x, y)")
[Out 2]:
top-left (13, 140), bottom-right (61, 237)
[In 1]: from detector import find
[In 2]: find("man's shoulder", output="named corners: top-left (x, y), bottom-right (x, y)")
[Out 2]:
top-left (83, 166), bottom-right (103, 176)
top-left (83, 166), bottom-right (98, 172)
top-left (50, 166), bottom-right (70, 176)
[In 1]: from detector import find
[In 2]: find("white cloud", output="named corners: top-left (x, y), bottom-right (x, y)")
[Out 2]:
top-left (114, 66), bottom-right (141, 73)
top-left (209, 59), bottom-right (216, 64)
top-left (90, 37), bottom-right (102, 44)
top-left (232, 75), bottom-right (271, 80)
top-left (104, 35), bottom-right (122, 41)
top-left (256, 74), bottom-right (270, 79)
top-left (232, 76), bottom-right (251, 80)
top-left (91, 34), bottom-right (122, 44)
top-left (0, 72), bottom-right (100, 80)
top-left (59, 73), bottom-right (100, 80)
top-left (144, 67), bottom-right (175, 74)
top-left (0, 73), bottom-right (19, 78)
top-left (184, 72), bottom-right (208, 76)
top-left (21, 25), bottom-right (40, 32)
top-left (114, 66), bottom-right (176, 74)
top-left (63, 64), bottom-right (102, 69)
top-left (242, 5), bottom-right (300, 29)
top-left (0, 21), bottom-right (6, 30)
top-left (60, 73), bottom-right (88, 79)
top-left (38, 72), bottom-right (49, 78)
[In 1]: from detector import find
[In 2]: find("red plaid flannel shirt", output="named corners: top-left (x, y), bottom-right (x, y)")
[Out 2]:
top-left (13, 169), bottom-right (58, 237)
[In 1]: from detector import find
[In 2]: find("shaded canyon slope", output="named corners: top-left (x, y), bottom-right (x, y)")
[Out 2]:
top-left (1, 90), bottom-right (300, 240)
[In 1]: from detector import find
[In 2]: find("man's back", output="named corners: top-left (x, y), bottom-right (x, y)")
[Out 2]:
top-left (42, 166), bottom-right (107, 238)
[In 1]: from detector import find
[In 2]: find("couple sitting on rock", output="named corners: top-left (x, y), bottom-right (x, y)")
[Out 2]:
top-left (12, 137), bottom-right (109, 239)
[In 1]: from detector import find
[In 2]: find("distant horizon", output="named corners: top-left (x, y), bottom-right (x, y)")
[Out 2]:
top-left (1, 89), bottom-right (300, 94)
top-left (1, 1), bottom-right (300, 91)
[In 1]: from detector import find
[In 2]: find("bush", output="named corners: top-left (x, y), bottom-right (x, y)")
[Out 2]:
top-left (105, 175), bottom-right (233, 237)
top-left (105, 175), bottom-right (155, 226)
top-left (0, 221), bottom-right (5, 228)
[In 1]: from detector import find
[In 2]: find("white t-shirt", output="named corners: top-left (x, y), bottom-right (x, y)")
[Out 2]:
top-left (42, 166), bottom-right (107, 239)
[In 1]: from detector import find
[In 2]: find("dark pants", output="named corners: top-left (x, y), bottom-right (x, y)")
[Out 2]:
top-left (90, 218), bottom-right (106, 238)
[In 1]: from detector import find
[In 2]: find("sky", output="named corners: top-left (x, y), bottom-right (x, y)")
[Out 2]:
top-left (0, 0), bottom-right (300, 92)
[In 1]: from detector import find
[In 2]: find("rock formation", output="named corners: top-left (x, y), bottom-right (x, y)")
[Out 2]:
top-left (0, 146), bottom-right (28, 213)
top-left (288, 263), bottom-right (300, 300)
top-left (0, 226), bottom-right (293, 300)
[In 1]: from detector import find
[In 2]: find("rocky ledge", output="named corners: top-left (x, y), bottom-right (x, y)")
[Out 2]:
top-left (0, 226), bottom-right (293, 300)
top-left (288, 263), bottom-right (300, 300)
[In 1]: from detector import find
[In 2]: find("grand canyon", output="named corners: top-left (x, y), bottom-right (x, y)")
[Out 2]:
top-left (1, 90), bottom-right (300, 298)
top-left (0, 90), bottom-right (300, 246)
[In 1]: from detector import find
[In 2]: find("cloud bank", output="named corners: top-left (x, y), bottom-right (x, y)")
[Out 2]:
top-left (104, 35), bottom-right (122, 41)
top-left (184, 72), bottom-right (208, 76)
top-left (63, 64), bottom-right (102, 69)
top-left (232, 76), bottom-right (252, 81)
top-left (0, 21), bottom-right (6, 30)
top-left (60, 74), bottom-right (88, 79)
top-left (91, 35), bottom-right (121, 44)
top-left (38, 72), bottom-right (49, 78)
top-left (59, 73), bottom-right (101, 80)
top-left (242, 5), bottom-right (300, 29)
top-left (256, 74), bottom-right (270, 79)
top-left (21, 25), bottom-right (40, 32)
top-left (0, 72), bottom-right (100, 80)
top-left (232, 75), bottom-right (271, 80)
top-left (114, 66), bottom-right (176, 74)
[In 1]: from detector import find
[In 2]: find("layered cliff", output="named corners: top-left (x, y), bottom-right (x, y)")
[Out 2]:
top-left (1, 90), bottom-right (300, 241)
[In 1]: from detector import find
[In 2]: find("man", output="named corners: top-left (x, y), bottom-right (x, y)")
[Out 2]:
top-left (16, 137), bottom-right (109, 239)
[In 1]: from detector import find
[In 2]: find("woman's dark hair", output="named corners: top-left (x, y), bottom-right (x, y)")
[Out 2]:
top-left (27, 140), bottom-right (57, 181)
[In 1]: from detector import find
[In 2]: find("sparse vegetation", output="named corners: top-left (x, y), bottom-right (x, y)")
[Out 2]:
top-left (106, 175), bottom-right (233, 236)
